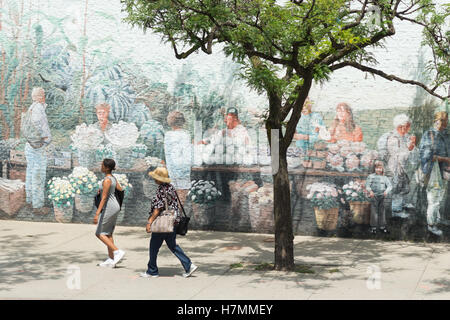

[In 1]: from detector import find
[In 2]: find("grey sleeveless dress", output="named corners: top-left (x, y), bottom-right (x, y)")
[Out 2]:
top-left (95, 175), bottom-right (121, 236)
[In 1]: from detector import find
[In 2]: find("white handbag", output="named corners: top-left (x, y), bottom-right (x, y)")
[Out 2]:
top-left (150, 189), bottom-right (176, 233)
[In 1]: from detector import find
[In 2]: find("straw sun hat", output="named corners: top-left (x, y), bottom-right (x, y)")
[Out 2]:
top-left (148, 167), bottom-right (171, 183)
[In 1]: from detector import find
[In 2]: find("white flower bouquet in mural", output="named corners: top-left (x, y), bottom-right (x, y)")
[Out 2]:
top-left (71, 124), bottom-right (104, 151)
top-left (105, 121), bottom-right (140, 148)
top-left (113, 173), bottom-right (133, 196)
top-left (306, 182), bottom-right (342, 231)
top-left (96, 143), bottom-right (115, 162)
top-left (69, 167), bottom-right (98, 196)
top-left (71, 124), bottom-right (104, 168)
top-left (69, 167), bottom-right (98, 213)
top-left (132, 144), bottom-right (148, 159)
top-left (48, 177), bottom-right (76, 207)
top-left (47, 177), bottom-right (75, 223)
top-left (188, 180), bottom-right (222, 205)
top-left (342, 180), bottom-right (371, 225)
top-left (105, 121), bottom-right (140, 168)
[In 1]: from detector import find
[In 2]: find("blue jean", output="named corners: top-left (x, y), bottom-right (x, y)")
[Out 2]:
top-left (24, 143), bottom-right (47, 209)
top-left (146, 230), bottom-right (192, 276)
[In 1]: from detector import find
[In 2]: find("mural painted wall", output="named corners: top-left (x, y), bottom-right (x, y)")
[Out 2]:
top-left (0, 0), bottom-right (449, 242)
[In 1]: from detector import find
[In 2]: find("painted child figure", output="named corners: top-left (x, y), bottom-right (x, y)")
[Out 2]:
top-left (365, 161), bottom-right (393, 234)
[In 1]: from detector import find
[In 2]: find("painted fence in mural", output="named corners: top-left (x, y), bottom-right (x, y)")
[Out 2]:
top-left (0, 0), bottom-right (449, 242)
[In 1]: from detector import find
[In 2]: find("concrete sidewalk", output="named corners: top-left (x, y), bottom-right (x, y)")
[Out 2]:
top-left (0, 219), bottom-right (448, 300)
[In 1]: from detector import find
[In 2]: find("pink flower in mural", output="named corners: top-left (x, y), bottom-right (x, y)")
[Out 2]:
top-left (360, 152), bottom-right (374, 169)
top-left (345, 154), bottom-right (360, 171)
top-left (337, 140), bottom-right (351, 148)
top-left (351, 142), bottom-right (367, 154)
top-left (327, 144), bottom-right (340, 154)
top-left (328, 154), bottom-right (344, 171)
top-left (340, 145), bottom-right (353, 158)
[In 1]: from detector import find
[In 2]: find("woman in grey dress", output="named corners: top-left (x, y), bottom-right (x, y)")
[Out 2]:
top-left (93, 158), bottom-right (126, 268)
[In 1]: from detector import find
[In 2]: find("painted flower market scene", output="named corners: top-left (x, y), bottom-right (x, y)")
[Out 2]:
top-left (0, 0), bottom-right (449, 247)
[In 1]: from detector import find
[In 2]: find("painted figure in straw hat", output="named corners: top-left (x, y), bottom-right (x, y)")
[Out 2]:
top-left (140, 167), bottom-right (198, 278)
top-left (418, 110), bottom-right (450, 236)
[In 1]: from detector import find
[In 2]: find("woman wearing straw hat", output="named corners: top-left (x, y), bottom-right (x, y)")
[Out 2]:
top-left (140, 167), bottom-right (198, 278)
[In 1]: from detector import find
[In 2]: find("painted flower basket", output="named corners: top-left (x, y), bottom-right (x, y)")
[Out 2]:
top-left (53, 201), bottom-right (74, 223)
top-left (69, 167), bottom-right (99, 213)
top-left (313, 207), bottom-right (339, 231)
top-left (349, 201), bottom-right (371, 224)
top-left (342, 180), bottom-right (371, 225)
top-left (48, 177), bottom-right (75, 223)
top-left (71, 124), bottom-right (104, 169)
top-left (306, 182), bottom-right (343, 231)
top-left (74, 194), bottom-right (94, 213)
top-left (105, 121), bottom-right (140, 169)
top-left (188, 180), bottom-right (221, 229)
top-left (191, 202), bottom-right (216, 229)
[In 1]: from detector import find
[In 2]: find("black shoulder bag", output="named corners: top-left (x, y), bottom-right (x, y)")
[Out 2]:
top-left (175, 191), bottom-right (190, 236)
top-left (94, 176), bottom-right (124, 210)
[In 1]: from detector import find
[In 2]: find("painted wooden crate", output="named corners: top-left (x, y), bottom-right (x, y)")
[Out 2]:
top-left (0, 178), bottom-right (26, 216)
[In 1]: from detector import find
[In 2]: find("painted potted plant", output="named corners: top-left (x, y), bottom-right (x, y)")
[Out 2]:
top-left (105, 121), bottom-right (140, 169)
top-left (306, 182), bottom-right (343, 231)
top-left (47, 177), bottom-right (75, 223)
top-left (70, 123), bottom-right (104, 169)
top-left (342, 180), bottom-right (371, 224)
top-left (188, 180), bottom-right (222, 229)
top-left (69, 167), bottom-right (98, 213)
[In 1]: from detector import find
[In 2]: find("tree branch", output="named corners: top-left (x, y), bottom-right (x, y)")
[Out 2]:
top-left (330, 61), bottom-right (448, 100)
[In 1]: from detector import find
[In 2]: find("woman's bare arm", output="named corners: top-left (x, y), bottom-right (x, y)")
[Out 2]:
top-left (94, 178), bottom-right (111, 221)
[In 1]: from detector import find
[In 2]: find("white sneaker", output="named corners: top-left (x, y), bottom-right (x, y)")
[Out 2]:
top-left (182, 264), bottom-right (198, 278)
top-left (113, 250), bottom-right (125, 265)
top-left (140, 272), bottom-right (159, 278)
top-left (98, 258), bottom-right (114, 268)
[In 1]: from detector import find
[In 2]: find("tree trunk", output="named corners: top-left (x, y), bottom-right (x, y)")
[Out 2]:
top-left (273, 148), bottom-right (294, 271)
